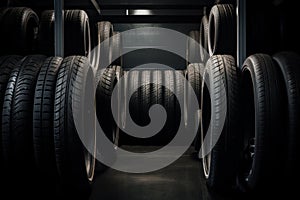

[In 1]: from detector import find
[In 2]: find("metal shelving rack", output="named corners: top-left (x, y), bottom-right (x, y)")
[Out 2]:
top-left (237, 0), bottom-right (246, 68)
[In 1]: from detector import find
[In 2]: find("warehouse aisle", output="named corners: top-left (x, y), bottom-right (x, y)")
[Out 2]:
top-left (90, 147), bottom-right (229, 200)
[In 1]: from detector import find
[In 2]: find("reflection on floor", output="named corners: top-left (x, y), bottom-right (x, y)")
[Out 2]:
top-left (90, 146), bottom-right (229, 200)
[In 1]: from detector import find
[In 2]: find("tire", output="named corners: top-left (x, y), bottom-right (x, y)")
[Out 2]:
top-left (186, 31), bottom-right (201, 67)
top-left (38, 10), bottom-right (91, 57)
top-left (200, 15), bottom-right (209, 64)
top-left (33, 57), bottom-right (63, 177)
top-left (98, 21), bottom-right (113, 44)
top-left (0, 7), bottom-right (39, 55)
top-left (208, 4), bottom-right (236, 56)
top-left (112, 65), bottom-right (124, 142)
top-left (1, 55), bottom-right (46, 171)
top-left (0, 55), bottom-right (22, 164)
top-left (111, 32), bottom-right (123, 66)
top-left (90, 21), bottom-right (100, 70)
top-left (126, 70), bottom-right (141, 134)
top-left (173, 70), bottom-right (185, 142)
top-left (98, 21), bottom-right (113, 66)
top-left (54, 56), bottom-right (95, 194)
top-left (273, 52), bottom-right (300, 184)
top-left (201, 55), bottom-right (241, 192)
top-left (96, 67), bottom-right (119, 144)
top-left (65, 10), bottom-right (91, 57)
top-left (112, 65), bottom-right (124, 81)
top-left (37, 10), bottom-right (55, 55)
top-left (184, 63), bottom-right (203, 124)
top-left (238, 54), bottom-right (285, 192)
top-left (184, 63), bottom-right (204, 151)
top-left (125, 69), bottom-right (182, 145)
top-left (185, 63), bottom-right (204, 106)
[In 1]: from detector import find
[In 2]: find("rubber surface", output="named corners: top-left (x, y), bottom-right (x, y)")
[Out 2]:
top-left (2, 55), bottom-right (46, 171)
top-left (199, 15), bottom-right (209, 63)
top-left (54, 56), bottom-right (95, 195)
top-left (0, 55), bottom-right (22, 163)
top-left (0, 7), bottom-right (39, 55)
top-left (201, 55), bottom-right (241, 192)
top-left (186, 31), bottom-right (201, 67)
top-left (38, 10), bottom-right (90, 57)
top-left (239, 54), bottom-right (285, 192)
top-left (33, 57), bottom-right (63, 176)
top-left (273, 52), bottom-right (300, 186)
top-left (208, 4), bottom-right (236, 56)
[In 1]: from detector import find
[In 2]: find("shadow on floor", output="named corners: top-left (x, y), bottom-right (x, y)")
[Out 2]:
top-left (90, 146), bottom-right (234, 200)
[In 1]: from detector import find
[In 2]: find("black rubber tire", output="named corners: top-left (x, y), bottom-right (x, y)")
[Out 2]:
top-left (0, 55), bottom-right (22, 163)
top-left (238, 54), bottom-right (285, 192)
top-left (1, 55), bottom-right (46, 171)
top-left (112, 65), bottom-right (124, 81)
top-left (0, 7), bottom-right (39, 55)
top-left (201, 55), bottom-right (241, 192)
top-left (127, 70), bottom-right (141, 131)
top-left (90, 21), bottom-right (100, 69)
top-left (125, 69), bottom-right (182, 145)
top-left (112, 65), bottom-right (124, 144)
top-left (186, 31), bottom-right (201, 67)
top-left (174, 70), bottom-right (185, 141)
top-left (65, 10), bottom-right (91, 57)
top-left (111, 31), bottom-right (123, 66)
top-left (54, 56), bottom-right (95, 195)
top-left (200, 15), bottom-right (209, 64)
top-left (38, 10), bottom-right (91, 57)
top-left (37, 10), bottom-right (55, 55)
top-left (208, 4), bottom-right (236, 56)
top-left (96, 67), bottom-right (119, 144)
top-left (184, 63), bottom-right (204, 151)
top-left (185, 63), bottom-right (204, 105)
top-left (273, 52), bottom-right (300, 184)
top-left (33, 57), bottom-right (63, 176)
top-left (98, 21), bottom-right (113, 44)
top-left (98, 21), bottom-right (113, 66)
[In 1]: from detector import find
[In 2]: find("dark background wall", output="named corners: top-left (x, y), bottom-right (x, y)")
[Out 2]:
top-left (114, 23), bottom-right (200, 69)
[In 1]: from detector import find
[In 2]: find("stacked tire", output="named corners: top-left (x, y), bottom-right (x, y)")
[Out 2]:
top-left (197, 1), bottom-right (300, 197)
top-left (196, 2), bottom-right (242, 193)
top-left (186, 30), bottom-right (201, 66)
top-left (97, 66), bottom-right (123, 146)
top-left (0, 7), bottom-right (116, 199)
top-left (237, 52), bottom-right (300, 195)
top-left (0, 7), bottom-right (39, 55)
top-left (38, 10), bottom-right (91, 57)
top-left (121, 69), bottom-right (184, 145)
top-left (0, 55), bottom-right (97, 198)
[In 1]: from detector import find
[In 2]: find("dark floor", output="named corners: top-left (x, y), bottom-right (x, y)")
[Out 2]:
top-left (90, 146), bottom-right (229, 200)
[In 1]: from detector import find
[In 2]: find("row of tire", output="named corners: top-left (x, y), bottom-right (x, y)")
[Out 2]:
top-left (184, 2), bottom-right (299, 196)
top-left (0, 55), bottom-right (92, 197)
top-left (186, 4), bottom-right (235, 65)
top-left (0, 7), bottom-right (124, 197)
top-left (0, 7), bottom-right (122, 67)
top-left (186, 52), bottom-right (299, 195)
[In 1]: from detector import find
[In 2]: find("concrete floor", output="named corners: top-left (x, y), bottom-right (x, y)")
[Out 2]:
top-left (90, 146), bottom-right (230, 200)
